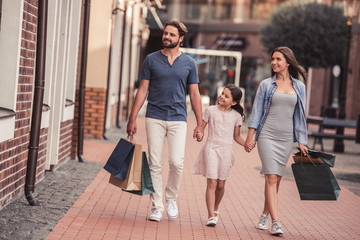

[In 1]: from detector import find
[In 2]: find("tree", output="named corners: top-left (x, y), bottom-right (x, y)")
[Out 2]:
top-left (260, 2), bottom-right (347, 69)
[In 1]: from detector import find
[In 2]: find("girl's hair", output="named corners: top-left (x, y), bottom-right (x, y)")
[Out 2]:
top-left (224, 84), bottom-right (245, 119)
top-left (270, 46), bottom-right (307, 84)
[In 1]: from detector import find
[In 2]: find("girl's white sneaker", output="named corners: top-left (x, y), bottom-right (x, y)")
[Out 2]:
top-left (206, 217), bottom-right (217, 227)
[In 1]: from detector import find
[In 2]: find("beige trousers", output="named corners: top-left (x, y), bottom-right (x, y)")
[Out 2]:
top-left (145, 117), bottom-right (187, 212)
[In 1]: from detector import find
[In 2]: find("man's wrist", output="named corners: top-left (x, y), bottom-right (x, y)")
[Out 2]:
top-left (128, 114), bottom-right (136, 122)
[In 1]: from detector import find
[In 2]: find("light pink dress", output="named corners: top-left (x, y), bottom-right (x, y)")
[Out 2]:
top-left (193, 105), bottom-right (243, 180)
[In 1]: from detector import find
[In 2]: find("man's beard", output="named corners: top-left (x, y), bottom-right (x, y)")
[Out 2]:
top-left (162, 38), bottom-right (180, 48)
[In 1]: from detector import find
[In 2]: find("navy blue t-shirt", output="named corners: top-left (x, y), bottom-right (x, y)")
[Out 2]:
top-left (139, 50), bottom-right (199, 122)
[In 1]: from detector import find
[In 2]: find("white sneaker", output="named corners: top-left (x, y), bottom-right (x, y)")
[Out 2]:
top-left (206, 217), bottom-right (217, 227)
top-left (214, 211), bottom-right (220, 223)
top-left (257, 213), bottom-right (270, 230)
top-left (271, 221), bottom-right (283, 236)
top-left (166, 200), bottom-right (178, 219)
top-left (148, 209), bottom-right (162, 222)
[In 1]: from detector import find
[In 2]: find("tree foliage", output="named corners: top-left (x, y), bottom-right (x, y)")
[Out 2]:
top-left (260, 2), bottom-right (347, 69)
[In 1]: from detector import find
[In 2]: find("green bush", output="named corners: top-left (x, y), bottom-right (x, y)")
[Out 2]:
top-left (260, 2), bottom-right (347, 69)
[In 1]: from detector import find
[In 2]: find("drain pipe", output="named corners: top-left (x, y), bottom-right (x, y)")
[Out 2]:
top-left (116, 6), bottom-right (127, 128)
top-left (77, 0), bottom-right (91, 162)
top-left (25, 0), bottom-right (48, 206)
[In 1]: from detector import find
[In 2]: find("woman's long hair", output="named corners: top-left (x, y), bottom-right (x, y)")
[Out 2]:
top-left (225, 84), bottom-right (245, 119)
top-left (271, 46), bottom-right (308, 84)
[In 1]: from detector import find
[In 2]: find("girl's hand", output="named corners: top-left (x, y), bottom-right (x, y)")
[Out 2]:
top-left (299, 144), bottom-right (308, 156)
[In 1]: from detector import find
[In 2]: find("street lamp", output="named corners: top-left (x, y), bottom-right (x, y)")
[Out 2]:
top-left (334, 0), bottom-right (359, 152)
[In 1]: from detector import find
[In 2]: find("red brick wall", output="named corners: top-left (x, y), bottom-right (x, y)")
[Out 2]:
top-left (36, 128), bottom-right (48, 179)
top-left (71, 97), bottom-right (79, 159)
top-left (58, 120), bottom-right (74, 164)
top-left (84, 87), bottom-right (106, 139)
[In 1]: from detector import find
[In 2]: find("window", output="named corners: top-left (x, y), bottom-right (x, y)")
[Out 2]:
top-left (211, 0), bottom-right (231, 20)
top-left (186, 0), bottom-right (206, 20)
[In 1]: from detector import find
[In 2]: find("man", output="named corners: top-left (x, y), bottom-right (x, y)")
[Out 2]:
top-left (126, 20), bottom-right (203, 222)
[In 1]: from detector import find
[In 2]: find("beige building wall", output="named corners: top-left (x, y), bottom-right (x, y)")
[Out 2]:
top-left (86, 0), bottom-right (114, 89)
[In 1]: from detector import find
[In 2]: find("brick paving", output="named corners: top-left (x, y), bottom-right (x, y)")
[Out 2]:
top-left (46, 116), bottom-right (360, 240)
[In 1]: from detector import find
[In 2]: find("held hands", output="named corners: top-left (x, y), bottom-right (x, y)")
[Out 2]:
top-left (196, 131), bottom-right (204, 142)
top-left (244, 137), bottom-right (256, 152)
top-left (193, 125), bottom-right (204, 142)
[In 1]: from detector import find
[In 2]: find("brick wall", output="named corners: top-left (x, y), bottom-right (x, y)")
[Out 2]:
top-left (71, 96), bottom-right (79, 159)
top-left (84, 87), bottom-right (106, 139)
top-left (0, 0), bottom-right (39, 208)
top-left (58, 120), bottom-right (74, 164)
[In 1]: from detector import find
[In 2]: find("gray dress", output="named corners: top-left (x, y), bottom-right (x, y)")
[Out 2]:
top-left (257, 91), bottom-right (297, 176)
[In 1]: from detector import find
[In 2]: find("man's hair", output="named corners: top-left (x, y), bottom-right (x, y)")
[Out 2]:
top-left (165, 20), bottom-right (188, 38)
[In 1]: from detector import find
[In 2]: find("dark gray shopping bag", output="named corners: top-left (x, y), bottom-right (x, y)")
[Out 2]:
top-left (103, 138), bottom-right (134, 180)
top-left (291, 163), bottom-right (341, 200)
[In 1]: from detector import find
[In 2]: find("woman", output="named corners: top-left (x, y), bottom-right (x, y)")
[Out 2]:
top-left (244, 46), bottom-right (308, 236)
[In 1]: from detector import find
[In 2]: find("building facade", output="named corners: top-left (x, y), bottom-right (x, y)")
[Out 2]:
top-left (145, 0), bottom-right (360, 119)
top-left (0, 0), bottom-right (151, 209)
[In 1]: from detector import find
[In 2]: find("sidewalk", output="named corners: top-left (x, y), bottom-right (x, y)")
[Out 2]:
top-left (45, 115), bottom-right (360, 240)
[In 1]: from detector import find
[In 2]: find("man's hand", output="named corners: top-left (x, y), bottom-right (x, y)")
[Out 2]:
top-left (127, 119), bottom-right (137, 136)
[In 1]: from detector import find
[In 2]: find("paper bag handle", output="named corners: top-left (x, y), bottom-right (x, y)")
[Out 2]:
top-left (300, 152), bottom-right (316, 167)
top-left (126, 135), bottom-right (135, 144)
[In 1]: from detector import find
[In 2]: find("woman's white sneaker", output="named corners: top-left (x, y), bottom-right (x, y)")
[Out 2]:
top-left (257, 213), bottom-right (270, 230)
top-left (214, 211), bottom-right (220, 223)
top-left (271, 221), bottom-right (283, 236)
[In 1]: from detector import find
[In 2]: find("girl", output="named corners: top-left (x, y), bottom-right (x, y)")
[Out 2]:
top-left (245, 46), bottom-right (308, 236)
top-left (193, 84), bottom-right (245, 227)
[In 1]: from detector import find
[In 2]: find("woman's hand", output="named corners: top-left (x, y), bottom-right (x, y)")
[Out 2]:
top-left (299, 144), bottom-right (308, 156)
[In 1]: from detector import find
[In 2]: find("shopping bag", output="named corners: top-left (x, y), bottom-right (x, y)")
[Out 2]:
top-left (103, 138), bottom-right (134, 180)
top-left (123, 152), bottom-right (155, 196)
top-left (293, 148), bottom-right (335, 167)
top-left (291, 163), bottom-right (341, 200)
top-left (293, 151), bottom-right (323, 165)
top-left (109, 142), bottom-right (142, 191)
top-left (307, 149), bottom-right (336, 167)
